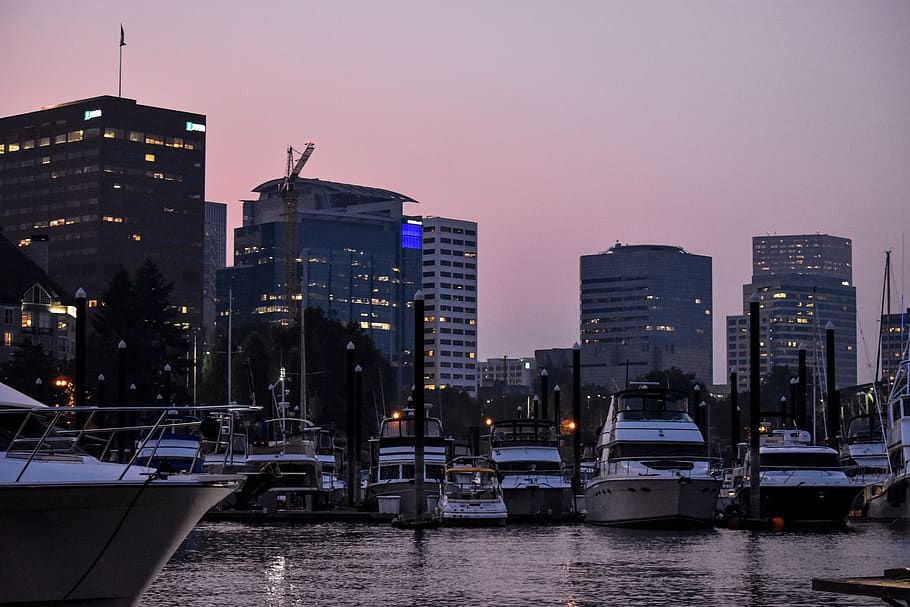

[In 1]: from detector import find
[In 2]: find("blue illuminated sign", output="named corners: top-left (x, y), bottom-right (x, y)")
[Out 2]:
top-left (401, 223), bottom-right (422, 249)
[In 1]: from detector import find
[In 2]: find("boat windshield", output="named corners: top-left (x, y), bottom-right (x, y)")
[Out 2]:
top-left (615, 391), bottom-right (691, 421)
top-left (611, 443), bottom-right (705, 459)
top-left (490, 420), bottom-right (557, 447)
top-left (380, 418), bottom-right (443, 439)
top-left (846, 416), bottom-right (884, 444)
top-left (761, 452), bottom-right (842, 470)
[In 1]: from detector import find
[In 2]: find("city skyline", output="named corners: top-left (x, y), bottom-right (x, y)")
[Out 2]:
top-left (2, 2), bottom-right (908, 384)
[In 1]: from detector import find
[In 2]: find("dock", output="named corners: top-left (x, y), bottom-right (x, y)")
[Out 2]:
top-left (204, 507), bottom-right (394, 524)
top-left (812, 568), bottom-right (910, 606)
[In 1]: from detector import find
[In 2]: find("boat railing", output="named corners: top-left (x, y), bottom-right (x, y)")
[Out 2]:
top-left (2, 404), bottom-right (260, 483)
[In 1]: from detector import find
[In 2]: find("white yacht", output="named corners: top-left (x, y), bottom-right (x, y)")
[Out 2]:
top-left (0, 382), bottom-right (240, 606)
top-left (436, 456), bottom-right (508, 526)
top-left (729, 422), bottom-right (860, 526)
top-left (839, 412), bottom-right (888, 513)
top-left (231, 413), bottom-right (323, 512)
top-left (584, 383), bottom-right (721, 528)
top-left (364, 408), bottom-right (452, 511)
top-left (866, 345), bottom-right (910, 521)
top-left (487, 418), bottom-right (575, 520)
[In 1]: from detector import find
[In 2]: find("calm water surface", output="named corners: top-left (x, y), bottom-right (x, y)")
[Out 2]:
top-left (141, 520), bottom-right (910, 606)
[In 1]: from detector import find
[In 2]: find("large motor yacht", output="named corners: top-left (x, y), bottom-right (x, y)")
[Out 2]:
top-left (866, 344), bottom-right (910, 521)
top-left (363, 407), bottom-right (453, 511)
top-left (584, 383), bottom-right (721, 528)
top-left (487, 417), bottom-right (575, 520)
top-left (0, 382), bottom-right (240, 606)
top-left (729, 422), bottom-right (860, 526)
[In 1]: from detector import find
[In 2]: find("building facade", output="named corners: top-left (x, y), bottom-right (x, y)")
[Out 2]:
top-left (0, 96), bottom-right (206, 333)
top-left (881, 308), bottom-right (909, 385)
top-left (421, 217), bottom-right (479, 396)
top-left (216, 177), bottom-right (423, 385)
top-left (0, 233), bottom-right (74, 365)
top-left (580, 243), bottom-right (713, 389)
top-left (480, 357), bottom-right (537, 388)
top-left (726, 234), bottom-right (857, 391)
top-left (203, 201), bottom-right (227, 346)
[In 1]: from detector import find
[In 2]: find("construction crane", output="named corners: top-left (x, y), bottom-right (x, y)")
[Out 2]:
top-left (279, 142), bottom-right (315, 326)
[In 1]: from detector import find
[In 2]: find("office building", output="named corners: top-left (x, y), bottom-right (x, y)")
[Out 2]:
top-left (726, 234), bottom-right (857, 390)
top-left (881, 308), bottom-right (909, 385)
top-left (580, 243), bottom-right (713, 389)
top-left (0, 96), bottom-right (206, 333)
top-left (421, 217), bottom-right (478, 396)
top-left (217, 177), bottom-right (422, 380)
top-left (203, 201), bottom-right (227, 345)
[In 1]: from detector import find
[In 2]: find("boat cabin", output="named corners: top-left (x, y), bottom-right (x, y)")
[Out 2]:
top-left (612, 387), bottom-right (691, 422)
top-left (489, 419), bottom-right (558, 448)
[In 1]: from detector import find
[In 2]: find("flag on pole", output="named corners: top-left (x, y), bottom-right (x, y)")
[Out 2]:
top-left (120, 25), bottom-right (126, 47)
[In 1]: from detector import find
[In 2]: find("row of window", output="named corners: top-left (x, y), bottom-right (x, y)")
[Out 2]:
top-left (422, 259), bottom-right (475, 269)
top-left (425, 293), bottom-right (477, 303)
top-left (423, 248), bottom-right (477, 258)
top-left (423, 237), bottom-right (476, 247)
top-left (424, 305), bottom-right (476, 314)
top-left (423, 225), bottom-right (476, 236)
top-left (426, 338), bottom-right (476, 347)
top-left (1, 129), bottom-right (203, 154)
top-left (422, 271), bottom-right (476, 281)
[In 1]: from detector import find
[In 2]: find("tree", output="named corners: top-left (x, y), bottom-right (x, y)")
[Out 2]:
top-left (91, 260), bottom-right (187, 403)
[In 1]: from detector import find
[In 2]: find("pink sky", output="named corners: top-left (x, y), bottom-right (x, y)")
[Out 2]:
top-left (2, 1), bottom-right (909, 384)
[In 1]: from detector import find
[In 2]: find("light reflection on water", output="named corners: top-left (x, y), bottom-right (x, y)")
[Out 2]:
top-left (141, 521), bottom-right (909, 607)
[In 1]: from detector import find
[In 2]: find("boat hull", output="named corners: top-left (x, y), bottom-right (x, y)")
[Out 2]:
top-left (585, 476), bottom-right (720, 528)
top-left (501, 484), bottom-right (575, 521)
top-left (0, 478), bottom-right (238, 606)
top-left (865, 478), bottom-right (910, 521)
top-left (734, 483), bottom-right (861, 525)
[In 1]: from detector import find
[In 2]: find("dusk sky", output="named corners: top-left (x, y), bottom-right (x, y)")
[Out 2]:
top-left (2, 1), bottom-right (908, 384)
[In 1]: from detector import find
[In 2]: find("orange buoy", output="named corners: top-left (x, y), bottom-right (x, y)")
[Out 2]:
top-left (771, 517), bottom-right (785, 530)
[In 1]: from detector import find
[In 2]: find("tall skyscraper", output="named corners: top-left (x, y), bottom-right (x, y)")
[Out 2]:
top-left (726, 234), bottom-right (857, 390)
top-left (203, 201), bottom-right (227, 346)
top-left (217, 176), bottom-right (422, 382)
top-left (421, 217), bottom-right (479, 396)
top-left (580, 243), bottom-right (713, 389)
top-left (0, 96), bottom-right (206, 331)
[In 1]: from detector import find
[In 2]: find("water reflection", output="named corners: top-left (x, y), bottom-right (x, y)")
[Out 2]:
top-left (142, 522), bottom-right (908, 607)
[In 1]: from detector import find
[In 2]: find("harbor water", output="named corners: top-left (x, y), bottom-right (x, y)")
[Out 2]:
top-left (141, 520), bottom-right (909, 606)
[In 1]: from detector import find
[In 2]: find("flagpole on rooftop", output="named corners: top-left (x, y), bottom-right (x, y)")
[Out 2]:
top-left (118, 24), bottom-right (126, 97)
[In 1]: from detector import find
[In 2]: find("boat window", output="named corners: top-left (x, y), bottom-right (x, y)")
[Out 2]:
top-left (761, 452), bottom-right (841, 469)
top-left (379, 465), bottom-right (400, 480)
top-left (401, 464), bottom-right (415, 479)
top-left (612, 443), bottom-right (704, 459)
top-left (427, 464), bottom-right (445, 480)
top-left (846, 416), bottom-right (885, 444)
top-left (903, 399), bottom-right (910, 418)
top-left (495, 461), bottom-right (561, 472)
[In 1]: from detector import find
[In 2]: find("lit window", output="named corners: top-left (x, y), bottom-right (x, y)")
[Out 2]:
top-left (129, 131), bottom-right (143, 142)
top-left (38, 137), bottom-right (50, 147)
top-left (8, 142), bottom-right (20, 152)
top-left (67, 130), bottom-right (83, 142)
top-left (3, 331), bottom-right (11, 346)
top-left (145, 154), bottom-right (155, 162)
top-left (130, 234), bottom-right (141, 241)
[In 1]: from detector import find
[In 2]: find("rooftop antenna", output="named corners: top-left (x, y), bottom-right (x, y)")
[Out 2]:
top-left (118, 24), bottom-right (126, 97)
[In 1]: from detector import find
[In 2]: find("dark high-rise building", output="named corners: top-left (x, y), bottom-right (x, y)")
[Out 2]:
top-left (726, 234), bottom-right (857, 390)
top-left (217, 177), bottom-right (422, 381)
top-left (203, 201), bottom-right (227, 345)
top-left (0, 96), bottom-right (206, 332)
top-left (580, 243), bottom-right (713, 389)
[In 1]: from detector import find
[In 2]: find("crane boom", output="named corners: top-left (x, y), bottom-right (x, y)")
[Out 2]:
top-left (280, 142), bottom-right (315, 327)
